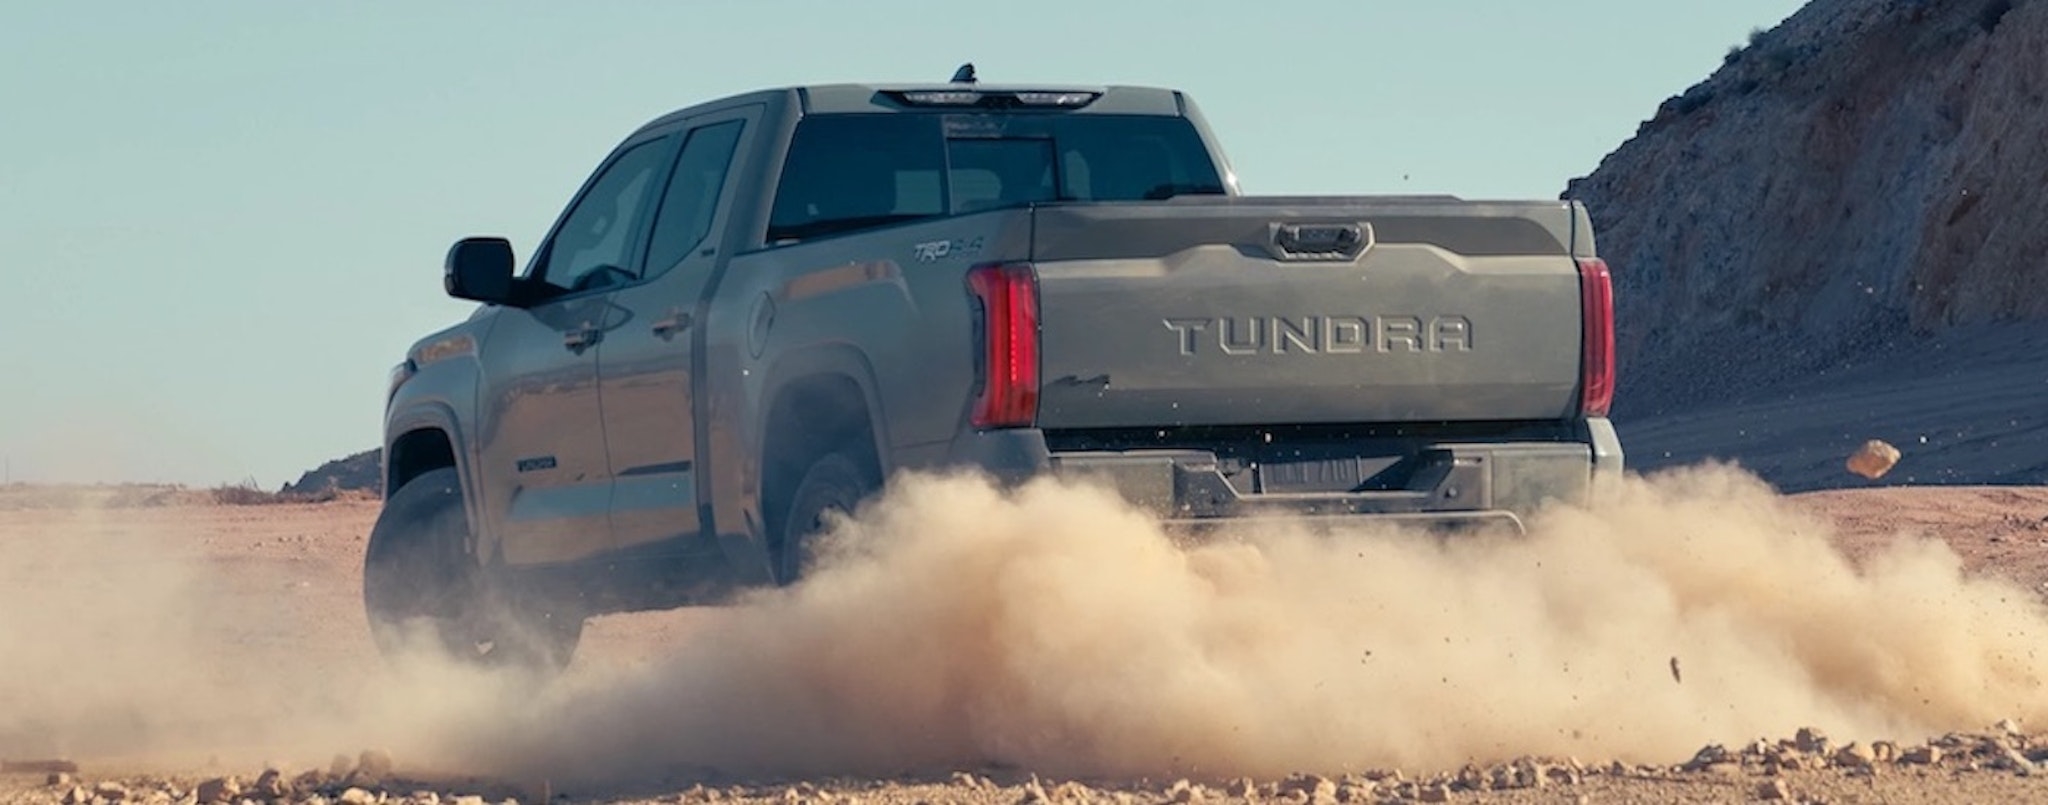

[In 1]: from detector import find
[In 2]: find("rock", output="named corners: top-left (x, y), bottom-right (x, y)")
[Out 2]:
top-left (1871, 741), bottom-right (1900, 763)
top-left (356, 751), bottom-right (394, 781)
top-left (1835, 742), bottom-right (1877, 768)
top-left (1276, 775), bottom-right (1334, 804)
top-left (195, 778), bottom-right (241, 804)
top-left (2002, 746), bottom-right (2036, 776)
top-left (47, 773), bottom-right (73, 787)
top-left (1051, 782), bottom-right (1093, 803)
top-left (1686, 744), bottom-right (1735, 770)
top-left (62, 786), bottom-right (91, 805)
top-left (1226, 779), bottom-right (1256, 799)
top-left (96, 782), bottom-right (132, 801)
top-left (1167, 779), bottom-right (1200, 804)
top-left (1016, 778), bottom-right (1047, 804)
top-left (451, 798), bottom-right (485, 805)
top-left (1902, 745), bottom-right (1942, 765)
top-left (1705, 762), bottom-right (1742, 776)
top-left (1757, 780), bottom-right (1790, 801)
top-left (1997, 718), bottom-right (2024, 736)
top-left (338, 789), bottom-right (375, 805)
top-left (328, 756), bottom-right (355, 781)
top-left (251, 770), bottom-right (291, 800)
top-left (1846, 440), bottom-right (1901, 479)
top-left (1794, 727), bottom-right (1831, 755)
top-left (1415, 784), bottom-right (1450, 804)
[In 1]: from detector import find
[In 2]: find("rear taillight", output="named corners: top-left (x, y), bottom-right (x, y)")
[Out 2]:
top-left (1577, 257), bottom-right (1615, 417)
top-left (966, 262), bottom-right (1040, 428)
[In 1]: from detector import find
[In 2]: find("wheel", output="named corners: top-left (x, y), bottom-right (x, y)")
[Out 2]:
top-left (772, 452), bottom-right (878, 584)
top-left (363, 468), bottom-right (582, 673)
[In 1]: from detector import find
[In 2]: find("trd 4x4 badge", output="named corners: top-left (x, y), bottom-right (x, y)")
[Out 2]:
top-left (912, 236), bottom-right (985, 262)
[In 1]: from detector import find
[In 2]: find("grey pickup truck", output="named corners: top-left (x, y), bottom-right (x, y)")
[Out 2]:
top-left (367, 71), bottom-right (1623, 670)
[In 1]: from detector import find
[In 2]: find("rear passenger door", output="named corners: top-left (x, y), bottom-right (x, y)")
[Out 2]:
top-left (598, 108), bottom-right (756, 554)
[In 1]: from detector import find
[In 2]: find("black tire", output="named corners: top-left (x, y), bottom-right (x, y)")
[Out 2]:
top-left (363, 468), bottom-right (582, 673)
top-left (772, 452), bottom-right (878, 585)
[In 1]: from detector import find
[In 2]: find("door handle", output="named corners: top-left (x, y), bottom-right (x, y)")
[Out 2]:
top-left (563, 326), bottom-right (600, 353)
top-left (652, 310), bottom-right (693, 339)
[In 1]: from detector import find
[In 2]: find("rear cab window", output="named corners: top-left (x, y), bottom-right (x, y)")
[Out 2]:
top-left (767, 112), bottom-right (1224, 245)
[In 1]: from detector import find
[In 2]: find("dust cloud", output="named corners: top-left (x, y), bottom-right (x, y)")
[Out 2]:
top-left (0, 502), bottom-right (522, 770)
top-left (3, 465), bottom-right (2046, 785)
top-left (0, 505), bottom-right (219, 761)
top-left (460, 464), bottom-right (2048, 783)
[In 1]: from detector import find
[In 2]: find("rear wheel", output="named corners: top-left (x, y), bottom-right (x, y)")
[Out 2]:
top-left (363, 468), bottom-right (582, 673)
top-left (772, 452), bottom-right (878, 585)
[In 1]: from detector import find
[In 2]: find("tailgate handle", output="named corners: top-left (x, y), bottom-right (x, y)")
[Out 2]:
top-left (1268, 222), bottom-right (1373, 262)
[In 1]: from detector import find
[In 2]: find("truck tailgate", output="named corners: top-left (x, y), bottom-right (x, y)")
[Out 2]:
top-left (1031, 198), bottom-right (1589, 429)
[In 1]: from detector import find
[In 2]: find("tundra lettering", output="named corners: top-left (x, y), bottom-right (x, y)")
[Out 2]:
top-left (1166, 315), bottom-right (1476, 355)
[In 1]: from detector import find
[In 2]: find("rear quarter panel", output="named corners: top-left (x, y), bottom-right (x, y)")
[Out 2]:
top-left (699, 212), bottom-right (1034, 559)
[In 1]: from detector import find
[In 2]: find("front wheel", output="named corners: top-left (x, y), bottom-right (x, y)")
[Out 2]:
top-left (362, 468), bottom-right (582, 673)
top-left (772, 452), bottom-right (878, 585)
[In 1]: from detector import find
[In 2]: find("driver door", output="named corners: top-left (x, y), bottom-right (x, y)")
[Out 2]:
top-left (474, 134), bottom-right (675, 567)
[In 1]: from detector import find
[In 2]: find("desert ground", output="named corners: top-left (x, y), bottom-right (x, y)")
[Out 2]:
top-left (3, 471), bottom-right (2048, 805)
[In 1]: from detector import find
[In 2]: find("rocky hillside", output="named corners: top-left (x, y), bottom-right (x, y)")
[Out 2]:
top-left (1568, 0), bottom-right (2048, 416)
top-left (281, 448), bottom-right (379, 496)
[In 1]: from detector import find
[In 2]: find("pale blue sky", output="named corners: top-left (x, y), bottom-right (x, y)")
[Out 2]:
top-left (0, 1), bottom-right (1803, 487)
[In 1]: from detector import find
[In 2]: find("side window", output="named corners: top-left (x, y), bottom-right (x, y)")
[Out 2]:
top-left (767, 115), bottom-right (944, 243)
top-left (642, 120), bottom-right (745, 279)
top-left (532, 138), bottom-right (672, 291)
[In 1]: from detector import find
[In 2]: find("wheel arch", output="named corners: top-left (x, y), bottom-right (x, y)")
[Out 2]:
top-left (382, 401), bottom-right (480, 548)
top-left (753, 350), bottom-right (890, 559)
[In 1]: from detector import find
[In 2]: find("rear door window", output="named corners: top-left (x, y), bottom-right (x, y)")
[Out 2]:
top-left (643, 119), bottom-right (746, 279)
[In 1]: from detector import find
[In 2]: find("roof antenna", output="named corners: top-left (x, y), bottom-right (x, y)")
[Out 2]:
top-left (951, 63), bottom-right (977, 84)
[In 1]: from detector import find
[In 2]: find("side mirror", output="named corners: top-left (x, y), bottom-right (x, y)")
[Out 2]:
top-left (444, 237), bottom-right (517, 305)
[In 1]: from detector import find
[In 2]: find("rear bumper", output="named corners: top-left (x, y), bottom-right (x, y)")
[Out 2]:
top-left (943, 419), bottom-right (1623, 534)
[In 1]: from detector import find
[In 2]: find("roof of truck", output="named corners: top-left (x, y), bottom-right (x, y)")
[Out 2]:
top-left (639, 83), bottom-right (1189, 133)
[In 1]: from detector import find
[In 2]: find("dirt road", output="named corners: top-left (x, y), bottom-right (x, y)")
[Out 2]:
top-left (3, 474), bottom-right (2047, 804)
